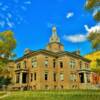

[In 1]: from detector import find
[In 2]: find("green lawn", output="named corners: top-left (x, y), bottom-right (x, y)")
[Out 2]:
top-left (1, 90), bottom-right (100, 100)
top-left (0, 92), bottom-right (6, 96)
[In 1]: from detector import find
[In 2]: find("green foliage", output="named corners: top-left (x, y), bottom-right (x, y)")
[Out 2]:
top-left (91, 59), bottom-right (100, 73)
top-left (85, 0), bottom-right (96, 9)
top-left (0, 30), bottom-right (16, 75)
top-left (0, 30), bottom-right (16, 59)
top-left (85, 0), bottom-right (100, 21)
top-left (94, 12), bottom-right (100, 21)
top-left (96, 59), bottom-right (100, 66)
top-left (87, 32), bottom-right (100, 50)
top-left (0, 76), bottom-right (11, 88)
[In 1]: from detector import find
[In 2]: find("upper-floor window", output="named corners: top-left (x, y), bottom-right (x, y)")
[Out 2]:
top-left (23, 61), bottom-right (26, 68)
top-left (60, 61), bottom-right (63, 68)
top-left (45, 72), bottom-right (48, 80)
top-left (80, 61), bottom-right (82, 69)
top-left (69, 60), bottom-right (76, 69)
top-left (85, 63), bottom-right (89, 69)
top-left (45, 56), bottom-right (48, 59)
top-left (44, 60), bottom-right (48, 67)
top-left (60, 73), bottom-right (64, 81)
top-left (31, 57), bottom-right (37, 68)
top-left (17, 63), bottom-right (21, 69)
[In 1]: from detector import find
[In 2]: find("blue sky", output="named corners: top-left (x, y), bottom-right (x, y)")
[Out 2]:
top-left (0, 0), bottom-right (98, 58)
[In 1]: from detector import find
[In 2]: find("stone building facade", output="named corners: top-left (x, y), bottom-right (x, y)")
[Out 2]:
top-left (8, 27), bottom-right (92, 90)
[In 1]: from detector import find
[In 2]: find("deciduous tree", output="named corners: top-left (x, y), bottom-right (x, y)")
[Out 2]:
top-left (0, 30), bottom-right (16, 74)
top-left (85, 0), bottom-right (100, 21)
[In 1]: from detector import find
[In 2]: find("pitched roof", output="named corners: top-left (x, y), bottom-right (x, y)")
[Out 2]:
top-left (15, 49), bottom-right (90, 62)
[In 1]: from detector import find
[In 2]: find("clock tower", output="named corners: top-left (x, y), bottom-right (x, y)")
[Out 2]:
top-left (46, 26), bottom-right (64, 52)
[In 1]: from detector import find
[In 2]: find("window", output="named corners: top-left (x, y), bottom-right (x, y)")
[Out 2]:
top-left (54, 85), bottom-right (57, 89)
top-left (53, 72), bottom-right (56, 81)
top-left (69, 60), bottom-right (76, 69)
top-left (70, 74), bottom-right (77, 82)
top-left (61, 85), bottom-right (63, 89)
top-left (23, 61), bottom-right (26, 68)
top-left (32, 57), bottom-right (37, 68)
top-left (60, 61), bottom-right (63, 68)
top-left (45, 56), bottom-right (48, 59)
top-left (17, 63), bottom-right (21, 69)
top-left (16, 73), bottom-right (20, 83)
top-left (34, 72), bottom-right (36, 80)
top-left (33, 85), bottom-right (36, 89)
top-left (85, 63), bottom-right (89, 69)
top-left (80, 61), bottom-right (82, 69)
top-left (60, 73), bottom-right (64, 81)
top-left (45, 72), bottom-right (48, 80)
top-left (53, 59), bottom-right (56, 68)
top-left (31, 73), bottom-right (33, 82)
top-left (45, 60), bottom-right (48, 67)
top-left (45, 85), bottom-right (48, 89)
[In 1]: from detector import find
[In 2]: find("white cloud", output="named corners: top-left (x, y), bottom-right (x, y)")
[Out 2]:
top-left (84, 24), bottom-right (100, 34)
top-left (63, 34), bottom-right (87, 43)
top-left (93, 7), bottom-right (100, 17)
top-left (66, 12), bottom-right (74, 19)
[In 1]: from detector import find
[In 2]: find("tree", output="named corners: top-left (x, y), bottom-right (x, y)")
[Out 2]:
top-left (0, 30), bottom-right (16, 75)
top-left (0, 76), bottom-right (11, 90)
top-left (85, 51), bottom-right (100, 73)
top-left (85, 0), bottom-right (100, 21)
top-left (87, 32), bottom-right (100, 50)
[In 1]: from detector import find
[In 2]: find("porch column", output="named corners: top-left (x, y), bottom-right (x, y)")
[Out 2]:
top-left (84, 72), bottom-right (87, 83)
top-left (20, 72), bottom-right (23, 84)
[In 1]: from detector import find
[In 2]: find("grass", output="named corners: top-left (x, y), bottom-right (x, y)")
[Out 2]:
top-left (0, 90), bottom-right (100, 100)
top-left (0, 92), bottom-right (6, 96)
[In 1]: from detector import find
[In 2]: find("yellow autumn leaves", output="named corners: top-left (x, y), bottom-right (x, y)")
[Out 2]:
top-left (85, 51), bottom-right (100, 72)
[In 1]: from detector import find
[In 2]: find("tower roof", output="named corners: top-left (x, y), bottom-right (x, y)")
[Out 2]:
top-left (49, 26), bottom-right (60, 43)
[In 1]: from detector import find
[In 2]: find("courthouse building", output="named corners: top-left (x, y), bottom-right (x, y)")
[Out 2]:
top-left (8, 27), bottom-right (92, 90)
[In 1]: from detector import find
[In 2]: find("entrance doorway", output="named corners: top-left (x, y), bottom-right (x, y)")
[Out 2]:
top-left (79, 73), bottom-right (84, 83)
top-left (22, 73), bottom-right (27, 83)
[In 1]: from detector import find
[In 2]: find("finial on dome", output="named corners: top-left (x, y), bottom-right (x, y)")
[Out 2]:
top-left (52, 26), bottom-right (56, 33)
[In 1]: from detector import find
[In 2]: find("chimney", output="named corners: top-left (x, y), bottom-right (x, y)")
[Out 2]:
top-left (76, 50), bottom-right (80, 55)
